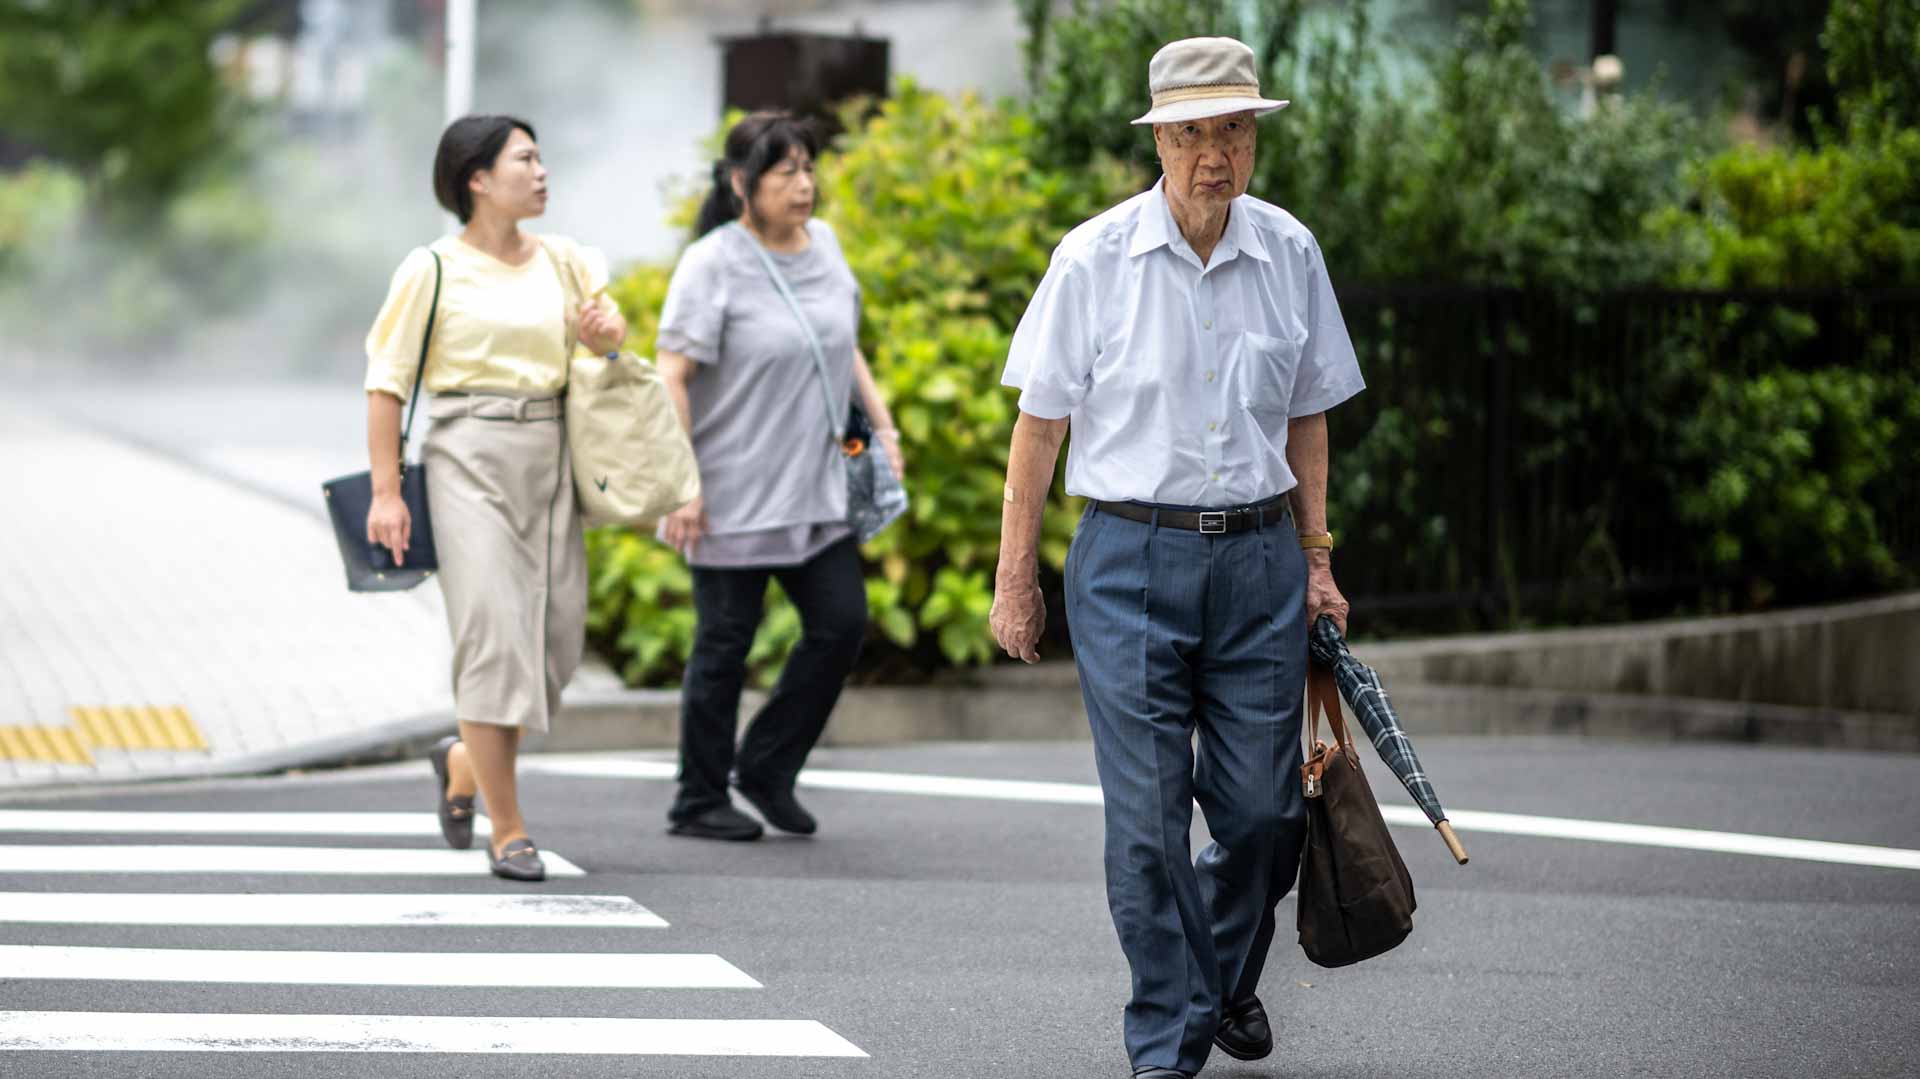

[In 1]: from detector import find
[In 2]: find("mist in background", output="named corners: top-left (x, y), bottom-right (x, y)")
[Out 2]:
top-left (0, 0), bottom-right (1026, 382)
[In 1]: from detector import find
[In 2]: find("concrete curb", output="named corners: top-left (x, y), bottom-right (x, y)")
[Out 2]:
top-left (6, 671), bottom-right (1913, 799)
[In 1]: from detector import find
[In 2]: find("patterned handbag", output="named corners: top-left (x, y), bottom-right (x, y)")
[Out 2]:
top-left (321, 250), bottom-right (442, 592)
top-left (734, 224), bottom-right (908, 543)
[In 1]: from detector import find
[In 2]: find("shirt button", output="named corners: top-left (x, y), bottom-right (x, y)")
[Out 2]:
top-left (1211, 472), bottom-right (1220, 483)
top-left (1205, 371), bottom-right (1216, 382)
top-left (1204, 320), bottom-right (1213, 330)
top-left (1207, 422), bottom-right (1217, 432)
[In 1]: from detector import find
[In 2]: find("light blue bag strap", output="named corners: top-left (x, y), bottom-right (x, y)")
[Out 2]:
top-left (731, 223), bottom-right (844, 440)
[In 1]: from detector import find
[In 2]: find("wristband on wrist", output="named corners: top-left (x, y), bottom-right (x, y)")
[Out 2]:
top-left (1298, 531), bottom-right (1333, 551)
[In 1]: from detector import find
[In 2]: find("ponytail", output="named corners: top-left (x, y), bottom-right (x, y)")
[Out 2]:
top-left (693, 159), bottom-right (742, 238)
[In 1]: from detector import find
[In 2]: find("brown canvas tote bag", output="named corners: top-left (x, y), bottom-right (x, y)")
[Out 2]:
top-left (1296, 666), bottom-right (1418, 967)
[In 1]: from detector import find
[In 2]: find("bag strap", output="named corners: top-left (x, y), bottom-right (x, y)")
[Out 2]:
top-left (731, 222), bottom-right (845, 440)
top-left (540, 237), bottom-right (582, 360)
top-left (399, 249), bottom-right (444, 463)
top-left (1307, 666), bottom-right (1357, 757)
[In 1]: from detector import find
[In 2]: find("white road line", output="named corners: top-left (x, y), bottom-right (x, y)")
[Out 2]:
top-left (1377, 806), bottom-right (1920, 871)
top-left (523, 757), bottom-right (1920, 871)
top-left (0, 810), bottom-right (491, 838)
top-left (528, 757), bottom-right (1105, 805)
top-left (0, 946), bottom-right (759, 988)
top-left (0, 1012), bottom-right (865, 1056)
top-left (0, 845), bottom-right (585, 877)
top-left (0, 893), bottom-right (664, 928)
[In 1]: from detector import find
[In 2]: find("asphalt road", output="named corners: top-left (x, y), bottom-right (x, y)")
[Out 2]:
top-left (0, 736), bottom-right (1915, 1079)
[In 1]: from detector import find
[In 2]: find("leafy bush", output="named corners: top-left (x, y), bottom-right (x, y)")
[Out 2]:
top-left (590, 82), bottom-right (1140, 686)
top-left (1021, 0), bottom-right (1703, 289)
top-left (1824, 0), bottom-right (1920, 134)
top-left (0, 163), bottom-right (84, 276)
top-left (1653, 126), bottom-right (1920, 288)
top-left (1674, 367), bottom-right (1908, 591)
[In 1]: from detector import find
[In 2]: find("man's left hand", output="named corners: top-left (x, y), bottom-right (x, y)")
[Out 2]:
top-left (1304, 552), bottom-right (1350, 636)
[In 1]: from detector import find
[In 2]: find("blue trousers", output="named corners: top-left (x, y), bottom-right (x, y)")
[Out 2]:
top-left (1064, 503), bottom-right (1310, 1074)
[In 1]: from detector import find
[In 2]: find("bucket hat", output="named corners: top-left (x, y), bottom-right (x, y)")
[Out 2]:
top-left (1131, 36), bottom-right (1289, 125)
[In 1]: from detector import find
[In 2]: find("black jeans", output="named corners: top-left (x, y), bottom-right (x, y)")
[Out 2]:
top-left (671, 536), bottom-right (866, 822)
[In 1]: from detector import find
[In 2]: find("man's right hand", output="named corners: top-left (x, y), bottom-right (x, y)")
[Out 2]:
top-left (366, 492), bottom-right (412, 566)
top-left (990, 575), bottom-right (1047, 663)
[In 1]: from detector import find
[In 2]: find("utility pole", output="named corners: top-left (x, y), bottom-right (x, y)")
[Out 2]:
top-left (444, 0), bottom-right (475, 124)
top-left (1588, 0), bottom-right (1616, 61)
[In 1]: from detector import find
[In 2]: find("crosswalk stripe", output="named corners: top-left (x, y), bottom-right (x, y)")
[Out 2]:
top-left (0, 893), bottom-right (665, 928)
top-left (0, 1012), bottom-right (867, 1056)
top-left (0, 946), bottom-right (760, 988)
top-left (0, 845), bottom-right (585, 876)
top-left (0, 810), bottom-right (492, 838)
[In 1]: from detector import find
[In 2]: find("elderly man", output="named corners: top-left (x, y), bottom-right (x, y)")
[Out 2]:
top-left (990, 36), bottom-right (1363, 1079)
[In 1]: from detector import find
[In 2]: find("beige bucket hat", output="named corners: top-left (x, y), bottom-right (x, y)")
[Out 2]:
top-left (1131, 36), bottom-right (1289, 125)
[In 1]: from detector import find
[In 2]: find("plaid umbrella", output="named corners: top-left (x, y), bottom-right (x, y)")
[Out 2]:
top-left (1308, 616), bottom-right (1469, 864)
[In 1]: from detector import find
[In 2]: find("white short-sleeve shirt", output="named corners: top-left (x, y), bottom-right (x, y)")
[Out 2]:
top-left (1001, 179), bottom-right (1364, 506)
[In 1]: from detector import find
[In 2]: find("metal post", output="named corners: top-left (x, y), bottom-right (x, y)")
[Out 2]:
top-left (1482, 291), bottom-right (1512, 628)
top-left (1588, 0), bottom-right (1616, 62)
top-left (444, 0), bottom-right (475, 124)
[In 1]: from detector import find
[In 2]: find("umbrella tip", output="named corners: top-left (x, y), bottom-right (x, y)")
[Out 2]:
top-left (1437, 820), bottom-right (1469, 865)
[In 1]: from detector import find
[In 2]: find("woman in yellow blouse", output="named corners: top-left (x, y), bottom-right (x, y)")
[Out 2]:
top-left (364, 115), bottom-right (625, 882)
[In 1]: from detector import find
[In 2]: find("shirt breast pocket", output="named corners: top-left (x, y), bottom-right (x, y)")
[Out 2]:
top-left (1235, 330), bottom-right (1304, 419)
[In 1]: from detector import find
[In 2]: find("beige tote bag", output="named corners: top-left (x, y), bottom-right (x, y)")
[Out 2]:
top-left (545, 240), bottom-right (701, 528)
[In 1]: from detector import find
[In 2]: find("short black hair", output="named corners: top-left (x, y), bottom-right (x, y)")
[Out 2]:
top-left (432, 115), bottom-right (537, 224)
top-left (694, 111), bottom-right (821, 238)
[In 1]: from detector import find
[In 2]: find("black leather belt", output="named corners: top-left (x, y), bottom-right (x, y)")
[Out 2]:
top-left (1091, 496), bottom-right (1292, 534)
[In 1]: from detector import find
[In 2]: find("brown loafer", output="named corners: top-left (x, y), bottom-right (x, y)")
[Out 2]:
top-left (428, 736), bottom-right (475, 850)
top-left (490, 837), bottom-right (546, 882)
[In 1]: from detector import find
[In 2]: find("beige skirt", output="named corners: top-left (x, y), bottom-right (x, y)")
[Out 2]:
top-left (423, 394), bottom-right (586, 734)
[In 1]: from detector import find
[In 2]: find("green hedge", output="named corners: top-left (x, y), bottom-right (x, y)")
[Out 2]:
top-left (588, 1), bottom-right (1920, 685)
top-left (591, 83), bottom-right (1139, 687)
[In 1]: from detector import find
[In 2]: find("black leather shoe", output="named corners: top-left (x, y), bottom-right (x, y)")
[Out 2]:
top-left (1132, 1068), bottom-right (1193, 1078)
top-left (428, 736), bottom-right (475, 850)
top-left (1214, 994), bottom-right (1273, 1061)
top-left (489, 837), bottom-right (546, 882)
top-left (734, 783), bottom-right (817, 835)
top-left (668, 804), bottom-right (764, 841)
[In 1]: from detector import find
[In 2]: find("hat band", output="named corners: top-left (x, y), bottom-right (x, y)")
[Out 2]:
top-left (1148, 82), bottom-right (1263, 110)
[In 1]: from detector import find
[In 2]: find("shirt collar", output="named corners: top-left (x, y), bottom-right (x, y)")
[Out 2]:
top-left (1129, 177), bottom-right (1270, 266)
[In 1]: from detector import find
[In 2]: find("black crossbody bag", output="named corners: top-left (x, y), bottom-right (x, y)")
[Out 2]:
top-left (321, 250), bottom-right (442, 592)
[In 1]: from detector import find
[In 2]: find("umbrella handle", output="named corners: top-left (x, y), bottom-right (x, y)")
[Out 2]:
top-left (1436, 820), bottom-right (1469, 865)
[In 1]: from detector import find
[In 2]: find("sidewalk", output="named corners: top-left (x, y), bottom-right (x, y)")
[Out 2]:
top-left (0, 389), bottom-right (458, 789)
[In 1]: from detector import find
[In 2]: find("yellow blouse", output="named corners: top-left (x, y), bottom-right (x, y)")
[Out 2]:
top-left (363, 233), bottom-right (615, 401)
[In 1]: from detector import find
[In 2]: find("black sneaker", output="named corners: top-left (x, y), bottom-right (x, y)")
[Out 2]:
top-left (734, 783), bottom-right (818, 835)
top-left (668, 804), bottom-right (764, 841)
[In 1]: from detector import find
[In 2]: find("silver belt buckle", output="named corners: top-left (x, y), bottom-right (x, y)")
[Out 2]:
top-left (1198, 511), bottom-right (1227, 534)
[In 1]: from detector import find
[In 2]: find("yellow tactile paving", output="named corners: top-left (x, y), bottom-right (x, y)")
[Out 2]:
top-left (158, 706), bottom-right (208, 751)
top-left (20, 724), bottom-right (56, 762)
top-left (0, 706), bottom-right (208, 764)
top-left (43, 727), bottom-right (93, 765)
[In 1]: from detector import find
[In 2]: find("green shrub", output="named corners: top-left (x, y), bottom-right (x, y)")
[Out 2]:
top-left (1652, 127), bottom-right (1920, 288)
top-left (1673, 366), bottom-right (1910, 593)
top-left (1021, 0), bottom-right (1703, 289)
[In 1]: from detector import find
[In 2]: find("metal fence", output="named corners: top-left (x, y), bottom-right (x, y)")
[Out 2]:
top-left (1328, 286), bottom-right (1920, 631)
